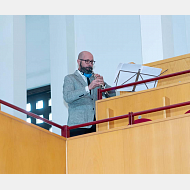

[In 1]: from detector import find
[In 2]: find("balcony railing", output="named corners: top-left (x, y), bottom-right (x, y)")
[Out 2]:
top-left (1, 69), bottom-right (190, 138)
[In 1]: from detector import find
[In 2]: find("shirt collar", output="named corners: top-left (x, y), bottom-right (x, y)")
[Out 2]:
top-left (77, 69), bottom-right (92, 78)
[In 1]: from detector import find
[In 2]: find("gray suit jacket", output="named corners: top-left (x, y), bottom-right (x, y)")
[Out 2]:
top-left (63, 70), bottom-right (116, 127)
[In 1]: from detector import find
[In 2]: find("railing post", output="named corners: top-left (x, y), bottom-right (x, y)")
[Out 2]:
top-left (128, 112), bottom-right (131, 125)
top-left (61, 125), bottom-right (70, 138)
top-left (131, 112), bottom-right (134, 125)
top-left (97, 88), bottom-right (102, 100)
top-left (61, 126), bottom-right (66, 137)
top-left (67, 126), bottom-right (70, 138)
top-left (128, 112), bottom-right (134, 125)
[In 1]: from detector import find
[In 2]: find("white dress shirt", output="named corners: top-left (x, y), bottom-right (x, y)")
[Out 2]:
top-left (77, 70), bottom-right (90, 93)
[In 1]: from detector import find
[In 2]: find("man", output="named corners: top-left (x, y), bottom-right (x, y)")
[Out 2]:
top-left (63, 51), bottom-right (116, 137)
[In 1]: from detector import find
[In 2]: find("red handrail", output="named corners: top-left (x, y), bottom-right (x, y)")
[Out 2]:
top-left (1, 69), bottom-right (190, 138)
top-left (68, 112), bottom-right (130, 130)
top-left (0, 99), bottom-right (65, 130)
top-left (98, 69), bottom-right (190, 100)
top-left (129, 101), bottom-right (190, 124)
top-left (132, 101), bottom-right (190, 117)
top-left (69, 101), bottom-right (190, 129)
top-left (1, 98), bottom-right (190, 138)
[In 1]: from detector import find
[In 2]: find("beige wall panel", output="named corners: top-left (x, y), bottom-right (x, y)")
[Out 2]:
top-left (0, 111), bottom-right (66, 174)
top-left (96, 81), bottom-right (190, 131)
top-left (123, 116), bottom-right (190, 174)
top-left (145, 55), bottom-right (190, 87)
top-left (67, 129), bottom-right (126, 174)
top-left (67, 114), bottom-right (190, 174)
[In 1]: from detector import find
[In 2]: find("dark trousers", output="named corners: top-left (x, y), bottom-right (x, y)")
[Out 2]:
top-left (70, 124), bottom-right (96, 137)
top-left (70, 115), bottom-right (96, 137)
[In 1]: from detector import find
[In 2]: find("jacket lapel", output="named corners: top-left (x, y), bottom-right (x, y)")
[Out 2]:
top-left (90, 75), bottom-right (96, 96)
top-left (74, 70), bottom-right (87, 86)
top-left (74, 70), bottom-right (97, 97)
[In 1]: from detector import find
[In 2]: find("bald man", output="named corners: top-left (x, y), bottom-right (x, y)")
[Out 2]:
top-left (63, 51), bottom-right (116, 137)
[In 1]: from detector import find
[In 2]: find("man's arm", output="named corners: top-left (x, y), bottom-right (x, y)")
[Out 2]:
top-left (94, 74), bottom-right (116, 97)
top-left (63, 75), bottom-right (88, 104)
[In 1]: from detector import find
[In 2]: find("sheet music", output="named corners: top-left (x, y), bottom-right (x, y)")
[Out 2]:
top-left (113, 63), bottom-right (162, 92)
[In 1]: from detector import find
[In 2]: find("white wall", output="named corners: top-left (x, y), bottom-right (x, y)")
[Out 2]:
top-left (75, 15), bottom-right (143, 86)
top-left (172, 15), bottom-right (188, 56)
top-left (26, 15), bottom-right (50, 90)
top-left (27, 15), bottom-right (190, 136)
top-left (140, 15), bottom-right (164, 64)
top-left (2, 15), bottom-right (190, 135)
top-left (161, 15), bottom-right (174, 59)
top-left (0, 15), bottom-right (26, 120)
top-left (185, 15), bottom-right (190, 53)
top-left (49, 15), bottom-right (69, 135)
top-left (26, 15), bottom-right (190, 92)
top-left (0, 16), bottom-right (14, 115)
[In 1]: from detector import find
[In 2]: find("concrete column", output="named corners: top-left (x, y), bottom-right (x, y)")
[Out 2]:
top-left (172, 15), bottom-right (188, 56)
top-left (185, 15), bottom-right (190, 53)
top-left (140, 15), bottom-right (190, 64)
top-left (161, 15), bottom-right (174, 59)
top-left (140, 15), bottom-right (164, 64)
top-left (0, 15), bottom-right (26, 120)
top-left (49, 15), bottom-right (76, 135)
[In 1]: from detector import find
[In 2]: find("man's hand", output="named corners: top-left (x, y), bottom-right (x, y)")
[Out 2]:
top-left (88, 74), bottom-right (105, 90)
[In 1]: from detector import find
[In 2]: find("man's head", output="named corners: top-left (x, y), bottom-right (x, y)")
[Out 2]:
top-left (77, 51), bottom-right (95, 74)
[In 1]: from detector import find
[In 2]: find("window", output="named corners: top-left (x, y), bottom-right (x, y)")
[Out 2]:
top-left (26, 118), bottom-right (31, 123)
top-left (49, 113), bottom-right (52, 121)
top-left (36, 100), bottom-right (43, 109)
top-left (36, 115), bottom-right (44, 124)
top-left (26, 103), bottom-right (31, 111)
top-left (26, 85), bottom-right (52, 130)
top-left (48, 99), bottom-right (52, 106)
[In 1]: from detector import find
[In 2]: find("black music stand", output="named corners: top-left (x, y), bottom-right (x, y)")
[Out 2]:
top-left (114, 64), bottom-right (165, 92)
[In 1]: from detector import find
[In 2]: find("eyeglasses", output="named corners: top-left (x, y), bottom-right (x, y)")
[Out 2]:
top-left (79, 59), bottom-right (95, 65)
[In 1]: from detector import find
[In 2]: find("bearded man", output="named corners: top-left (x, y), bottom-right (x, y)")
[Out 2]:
top-left (63, 51), bottom-right (116, 137)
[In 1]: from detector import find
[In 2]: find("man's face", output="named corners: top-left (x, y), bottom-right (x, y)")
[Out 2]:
top-left (77, 52), bottom-right (94, 74)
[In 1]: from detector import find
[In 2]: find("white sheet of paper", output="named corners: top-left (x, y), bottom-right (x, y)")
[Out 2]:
top-left (113, 63), bottom-right (162, 92)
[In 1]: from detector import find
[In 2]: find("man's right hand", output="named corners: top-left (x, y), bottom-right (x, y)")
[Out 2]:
top-left (88, 77), bottom-right (104, 90)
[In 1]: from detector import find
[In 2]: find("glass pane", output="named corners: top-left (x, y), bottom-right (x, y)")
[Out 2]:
top-left (36, 115), bottom-right (44, 124)
top-left (36, 100), bottom-right (43, 109)
top-left (26, 103), bottom-right (31, 111)
top-left (26, 118), bottom-right (31, 123)
top-left (48, 99), bottom-right (52, 106)
top-left (49, 113), bottom-right (52, 121)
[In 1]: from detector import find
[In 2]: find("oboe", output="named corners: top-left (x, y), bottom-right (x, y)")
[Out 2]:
top-left (92, 71), bottom-right (110, 98)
